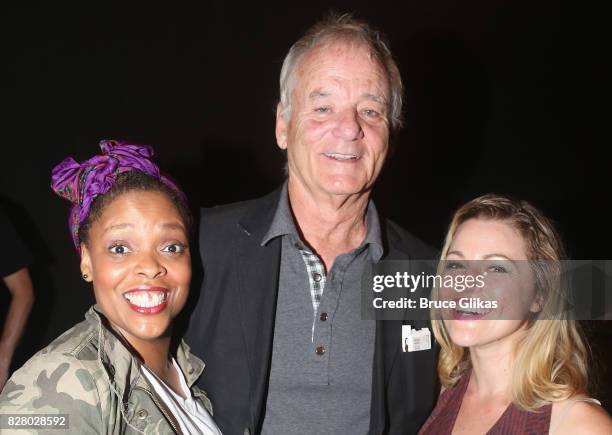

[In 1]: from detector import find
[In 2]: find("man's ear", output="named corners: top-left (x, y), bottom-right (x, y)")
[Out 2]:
top-left (275, 103), bottom-right (288, 150)
top-left (80, 244), bottom-right (93, 282)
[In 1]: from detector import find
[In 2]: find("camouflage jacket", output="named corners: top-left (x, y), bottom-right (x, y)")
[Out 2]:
top-left (0, 305), bottom-right (213, 434)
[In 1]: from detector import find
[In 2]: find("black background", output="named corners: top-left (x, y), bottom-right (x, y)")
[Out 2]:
top-left (3, 1), bottom-right (608, 412)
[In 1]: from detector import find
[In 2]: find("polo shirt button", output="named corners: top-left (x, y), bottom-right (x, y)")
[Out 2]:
top-left (313, 273), bottom-right (322, 282)
top-left (137, 409), bottom-right (148, 419)
top-left (319, 312), bottom-right (328, 321)
top-left (315, 345), bottom-right (325, 355)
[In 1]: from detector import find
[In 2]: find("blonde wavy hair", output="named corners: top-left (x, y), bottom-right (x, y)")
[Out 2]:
top-left (431, 194), bottom-right (590, 411)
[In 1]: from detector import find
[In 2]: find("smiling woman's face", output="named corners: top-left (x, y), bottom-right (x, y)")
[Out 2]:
top-left (441, 218), bottom-right (541, 350)
top-left (80, 190), bottom-right (191, 346)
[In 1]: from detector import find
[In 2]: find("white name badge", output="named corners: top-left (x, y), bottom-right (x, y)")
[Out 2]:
top-left (402, 324), bottom-right (431, 352)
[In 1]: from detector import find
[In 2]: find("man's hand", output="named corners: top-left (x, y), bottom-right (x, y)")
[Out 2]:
top-left (0, 355), bottom-right (9, 391)
top-left (0, 267), bottom-right (35, 391)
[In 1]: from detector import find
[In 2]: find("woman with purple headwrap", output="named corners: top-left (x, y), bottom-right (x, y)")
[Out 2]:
top-left (0, 140), bottom-right (221, 434)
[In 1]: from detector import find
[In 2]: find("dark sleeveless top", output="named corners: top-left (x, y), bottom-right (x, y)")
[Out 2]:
top-left (418, 370), bottom-right (552, 434)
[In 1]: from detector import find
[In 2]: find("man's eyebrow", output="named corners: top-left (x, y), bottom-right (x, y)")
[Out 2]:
top-left (362, 93), bottom-right (386, 104)
top-left (307, 90), bottom-right (387, 105)
top-left (308, 90), bottom-right (330, 99)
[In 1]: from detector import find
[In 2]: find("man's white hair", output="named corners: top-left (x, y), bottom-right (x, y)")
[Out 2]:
top-left (278, 13), bottom-right (404, 131)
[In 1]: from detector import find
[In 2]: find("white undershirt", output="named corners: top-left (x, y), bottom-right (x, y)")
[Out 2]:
top-left (141, 358), bottom-right (222, 435)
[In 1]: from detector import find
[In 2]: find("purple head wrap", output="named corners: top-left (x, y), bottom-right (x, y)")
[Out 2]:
top-left (51, 139), bottom-right (186, 253)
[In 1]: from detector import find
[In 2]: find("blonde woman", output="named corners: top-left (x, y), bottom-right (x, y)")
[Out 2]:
top-left (419, 194), bottom-right (611, 434)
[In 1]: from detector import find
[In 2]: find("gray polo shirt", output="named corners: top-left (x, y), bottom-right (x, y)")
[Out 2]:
top-left (260, 182), bottom-right (383, 435)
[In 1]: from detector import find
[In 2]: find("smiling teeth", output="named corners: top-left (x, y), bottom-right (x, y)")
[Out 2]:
top-left (456, 308), bottom-right (491, 315)
top-left (124, 292), bottom-right (168, 308)
top-left (324, 153), bottom-right (359, 160)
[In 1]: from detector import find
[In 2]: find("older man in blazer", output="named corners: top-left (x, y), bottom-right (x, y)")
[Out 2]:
top-left (186, 14), bottom-right (437, 435)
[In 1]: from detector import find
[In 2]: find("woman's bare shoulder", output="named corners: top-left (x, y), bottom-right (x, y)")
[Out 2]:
top-left (551, 398), bottom-right (612, 435)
